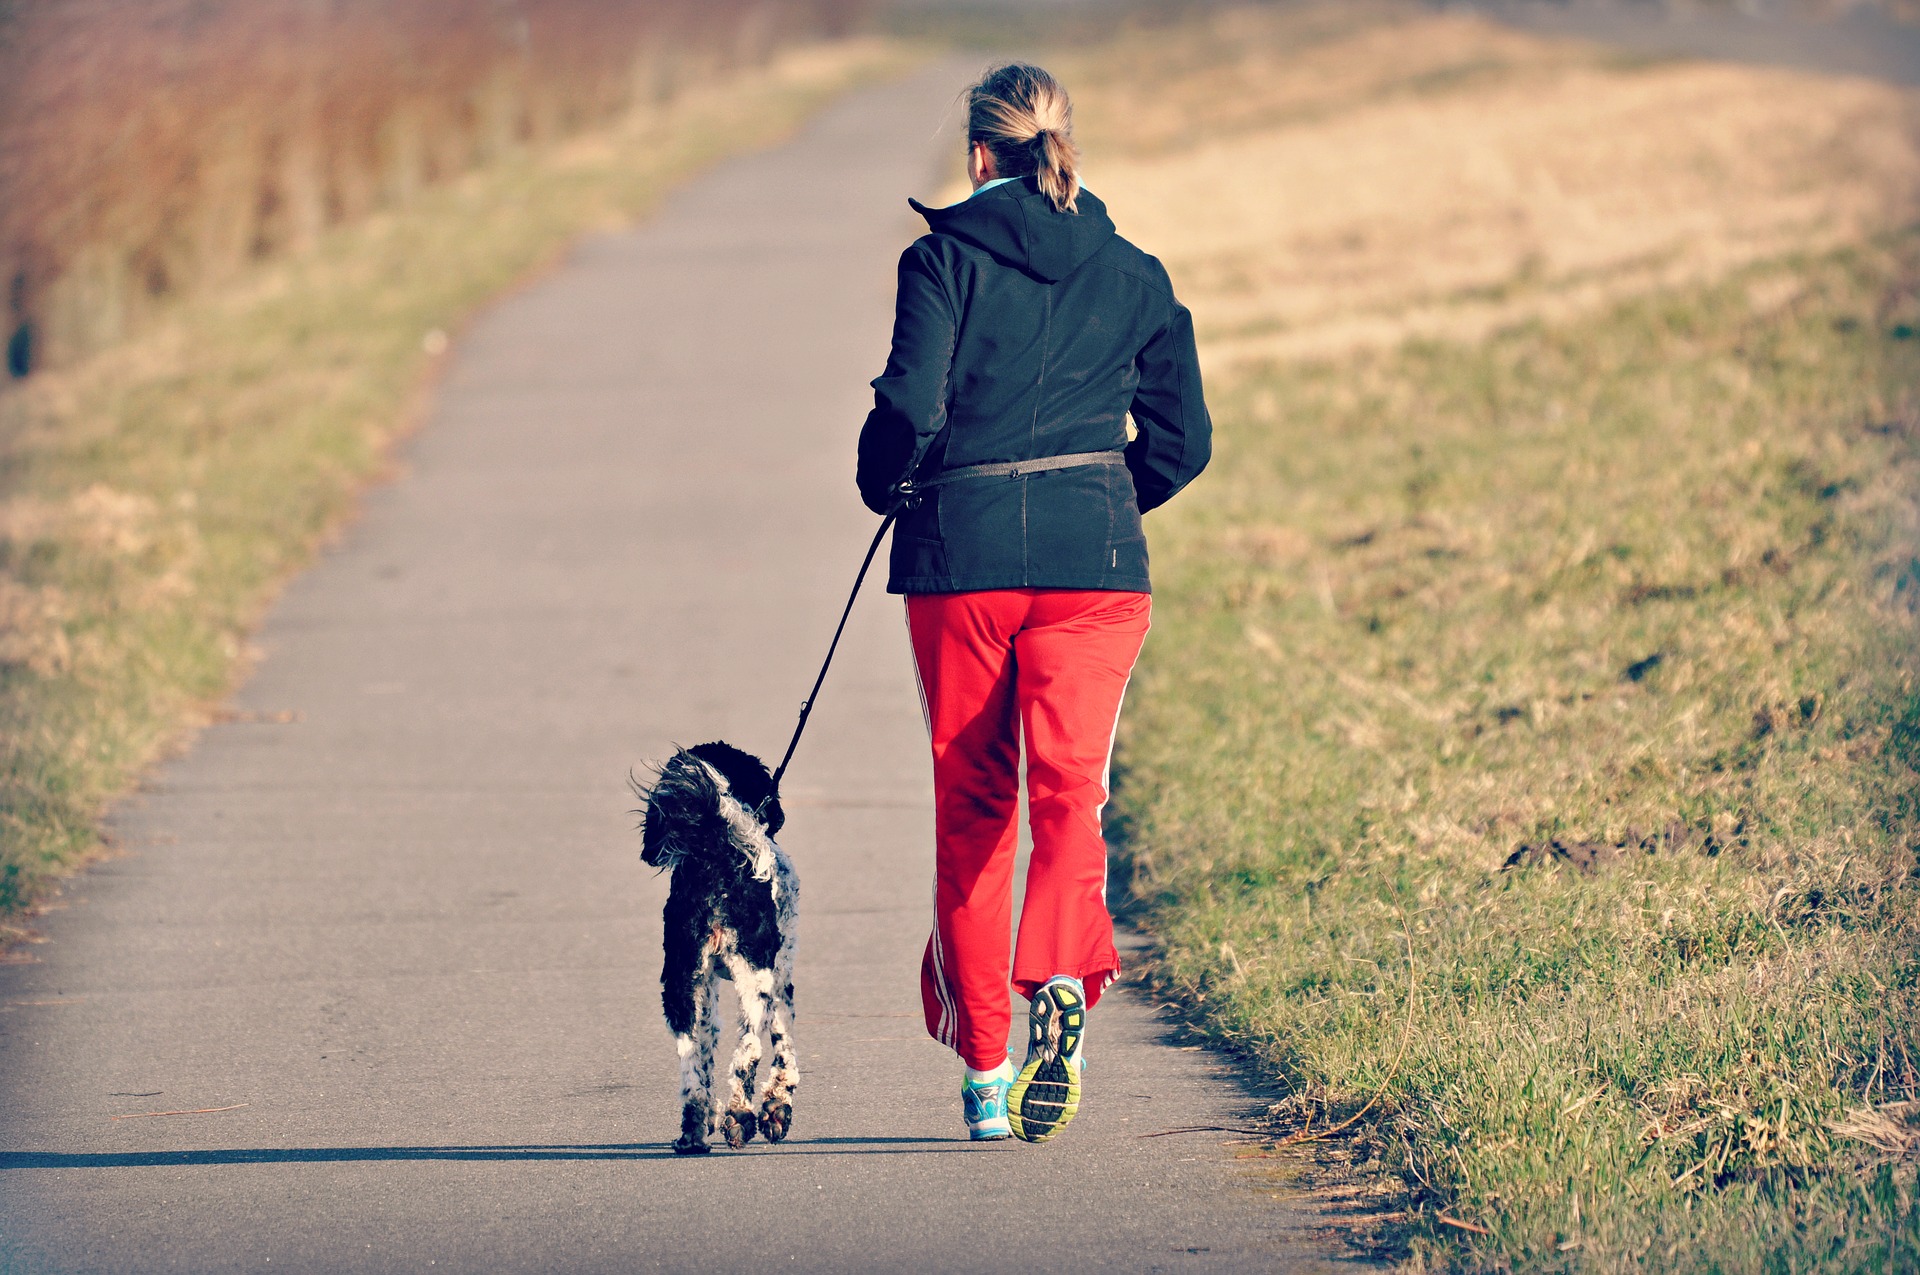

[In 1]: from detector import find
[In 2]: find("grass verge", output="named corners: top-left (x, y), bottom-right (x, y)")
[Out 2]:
top-left (0, 38), bottom-right (918, 930)
top-left (1113, 234), bottom-right (1920, 1268)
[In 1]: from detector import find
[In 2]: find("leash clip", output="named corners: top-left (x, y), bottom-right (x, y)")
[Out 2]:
top-left (892, 478), bottom-right (921, 511)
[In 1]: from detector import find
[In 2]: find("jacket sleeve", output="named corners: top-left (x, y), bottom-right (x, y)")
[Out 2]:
top-left (1125, 294), bottom-right (1211, 513)
top-left (856, 242), bottom-right (957, 514)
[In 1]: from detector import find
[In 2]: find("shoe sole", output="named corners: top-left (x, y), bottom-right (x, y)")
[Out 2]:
top-left (1008, 983), bottom-right (1084, 1143)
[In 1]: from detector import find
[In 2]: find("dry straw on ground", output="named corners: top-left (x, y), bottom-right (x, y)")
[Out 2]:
top-left (0, 0), bottom-right (863, 372)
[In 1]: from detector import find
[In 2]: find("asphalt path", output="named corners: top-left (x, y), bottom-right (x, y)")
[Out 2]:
top-left (0, 61), bottom-right (1355, 1274)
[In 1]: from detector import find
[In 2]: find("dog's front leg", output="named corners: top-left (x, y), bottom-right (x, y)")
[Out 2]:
top-left (759, 995), bottom-right (798, 1142)
top-left (759, 931), bottom-right (799, 1142)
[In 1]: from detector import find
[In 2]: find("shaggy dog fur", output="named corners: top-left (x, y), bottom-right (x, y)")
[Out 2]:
top-left (634, 741), bottom-right (798, 1154)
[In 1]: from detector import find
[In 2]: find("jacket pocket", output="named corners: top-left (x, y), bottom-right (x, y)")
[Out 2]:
top-left (890, 534), bottom-right (948, 587)
top-left (935, 481), bottom-right (1026, 585)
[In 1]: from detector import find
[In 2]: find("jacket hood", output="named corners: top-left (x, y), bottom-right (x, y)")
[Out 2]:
top-left (909, 176), bottom-right (1114, 283)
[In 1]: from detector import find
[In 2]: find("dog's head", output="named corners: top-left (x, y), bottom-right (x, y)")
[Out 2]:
top-left (633, 740), bottom-right (784, 871)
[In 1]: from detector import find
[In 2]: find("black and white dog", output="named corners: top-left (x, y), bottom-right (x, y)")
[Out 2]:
top-left (634, 742), bottom-right (798, 1154)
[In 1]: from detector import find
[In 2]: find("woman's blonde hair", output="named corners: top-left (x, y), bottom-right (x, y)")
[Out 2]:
top-left (966, 63), bottom-right (1080, 214)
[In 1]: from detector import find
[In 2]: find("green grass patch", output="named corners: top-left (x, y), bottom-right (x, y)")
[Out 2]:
top-left (1116, 235), bottom-right (1920, 1269)
top-left (0, 39), bottom-right (918, 929)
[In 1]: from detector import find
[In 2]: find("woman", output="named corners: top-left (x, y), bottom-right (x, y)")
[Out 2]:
top-left (856, 64), bottom-right (1210, 1143)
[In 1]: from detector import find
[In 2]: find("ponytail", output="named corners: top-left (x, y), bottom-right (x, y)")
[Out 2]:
top-left (966, 63), bottom-right (1081, 214)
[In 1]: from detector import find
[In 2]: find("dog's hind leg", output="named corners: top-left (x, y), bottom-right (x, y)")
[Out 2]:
top-left (663, 922), bottom-right (715, 1155)
top-left (759, 930), bottom-right (799, 1143)
top-left (671, 1029), bottom-right (714, 1154)
top-left (698, 969), bottom-right (726, 1139)
top-left (718, 953), bottom-right (770, 1149)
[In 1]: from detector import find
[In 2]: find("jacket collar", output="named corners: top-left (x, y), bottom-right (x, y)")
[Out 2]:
top-left (909, 175), bottom-right (1115, 283)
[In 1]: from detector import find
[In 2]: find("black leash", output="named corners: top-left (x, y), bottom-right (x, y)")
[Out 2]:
top-left (764, 448), bottom-right (1124, 799)
top-left (767, 506), bottom-right (899, 796)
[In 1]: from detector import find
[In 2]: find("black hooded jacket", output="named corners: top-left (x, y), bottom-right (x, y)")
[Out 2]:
top-left (856, 176), bottom-right (1210, 594)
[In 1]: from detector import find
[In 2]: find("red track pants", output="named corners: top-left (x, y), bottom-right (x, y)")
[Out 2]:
top-left (906, 588), bottom-right (1151, 1070)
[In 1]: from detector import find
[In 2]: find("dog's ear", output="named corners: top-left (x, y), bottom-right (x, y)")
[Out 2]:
top-left (638, 804), bottom-right (673, 868)
top-left (636, 751), bottom-right (720, 867)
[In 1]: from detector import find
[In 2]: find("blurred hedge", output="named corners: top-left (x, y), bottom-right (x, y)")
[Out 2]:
top-left (0, 0), bottom-right (862, 376)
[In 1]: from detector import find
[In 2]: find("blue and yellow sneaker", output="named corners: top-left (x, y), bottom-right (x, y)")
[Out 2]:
top-left (963, 1060), bottom-right (1014, 1141)
top-left (1008, 975), bottom-right (1086, 1143)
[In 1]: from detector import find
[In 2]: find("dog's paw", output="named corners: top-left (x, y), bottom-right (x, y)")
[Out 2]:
top-left (675, 1100), bottom-right (712, 1154)
top-left (720, 1109), bottom-right (758, 1149)
top-left (759, 1101), bottom-right (792, 1143)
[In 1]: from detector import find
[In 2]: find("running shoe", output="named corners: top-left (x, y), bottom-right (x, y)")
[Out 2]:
top-left (1008, 975), bottom-right (1085, 1143)
top-left (963, 1069), bottom-right (1013, 1141)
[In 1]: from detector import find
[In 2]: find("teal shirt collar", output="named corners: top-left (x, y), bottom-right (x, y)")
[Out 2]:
top-left (937, 176), bottom-right (1016, 208)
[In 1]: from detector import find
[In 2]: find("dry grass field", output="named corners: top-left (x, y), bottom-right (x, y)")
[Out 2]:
top-left (1071, 3), bottom-right (1920, 362)
top-left (1058, 5), bottom-right (1920, 1269)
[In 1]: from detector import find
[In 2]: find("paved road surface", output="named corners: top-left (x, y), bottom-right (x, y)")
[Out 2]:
top-left (0, 62), bottom-right (1354, 1274)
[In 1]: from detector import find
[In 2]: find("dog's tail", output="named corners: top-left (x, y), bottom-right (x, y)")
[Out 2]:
top-left (633, 751), bottom-right (724, 870)
top-left (634, 742), bottom-right (785, 880)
